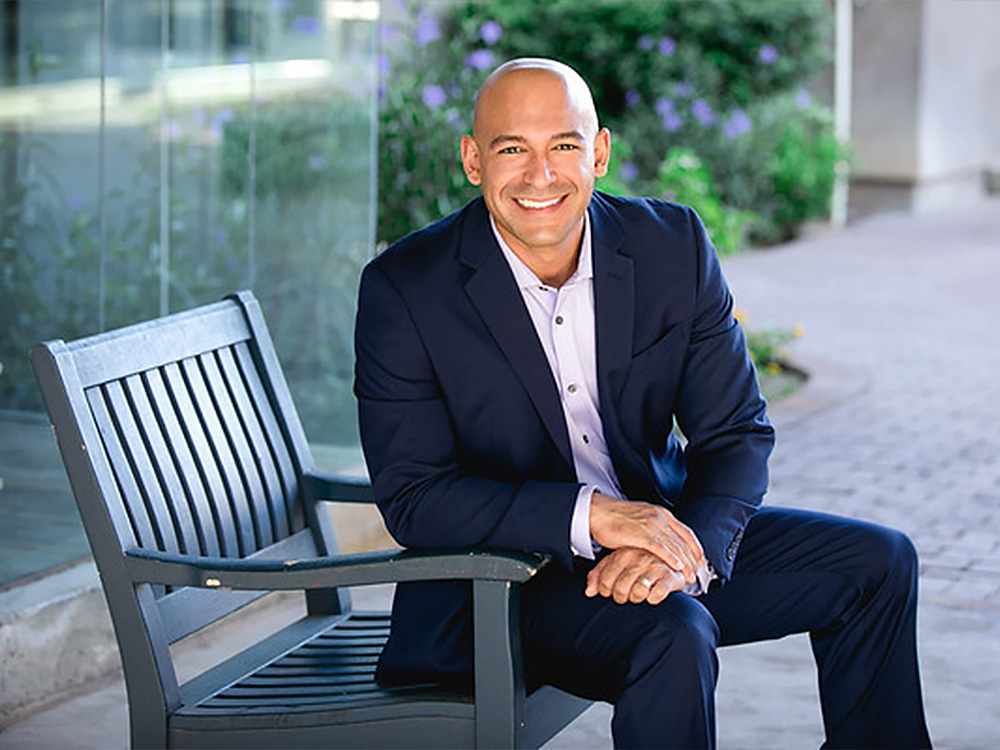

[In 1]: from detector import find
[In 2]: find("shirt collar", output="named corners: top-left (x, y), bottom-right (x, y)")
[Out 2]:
top-left (491, 212), bottom-right (593, 291)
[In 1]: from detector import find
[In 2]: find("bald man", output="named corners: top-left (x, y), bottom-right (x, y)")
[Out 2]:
top-left (355, 58), bottom-right (930, 748)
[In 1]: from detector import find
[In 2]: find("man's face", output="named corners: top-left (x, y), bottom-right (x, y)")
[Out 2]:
top-left (461, 69), bottom-right (610, 264)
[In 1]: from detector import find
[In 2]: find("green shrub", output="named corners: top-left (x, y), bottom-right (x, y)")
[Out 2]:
top-left (702, 90), bottom-right (849, 244)
top-left (626, 147), bottom-right (755, 257)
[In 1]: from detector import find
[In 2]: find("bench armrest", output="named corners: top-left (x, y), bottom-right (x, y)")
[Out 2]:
top-left (123, 546), bottom-right (545, 591)
top-left (302, 470), bottom-right (375, 504)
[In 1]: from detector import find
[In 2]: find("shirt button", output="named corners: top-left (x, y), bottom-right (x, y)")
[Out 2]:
top-left (567, 383), bottom-right (578, 394)
top-left (555, 315), bottom-right (564, 325)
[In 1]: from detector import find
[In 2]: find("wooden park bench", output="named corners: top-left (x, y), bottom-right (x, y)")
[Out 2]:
top-left (30, 291), bottom-right (590, 749)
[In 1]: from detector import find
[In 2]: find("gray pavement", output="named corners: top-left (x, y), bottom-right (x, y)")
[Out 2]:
top-left (2, 199), bottom-right (999, 748)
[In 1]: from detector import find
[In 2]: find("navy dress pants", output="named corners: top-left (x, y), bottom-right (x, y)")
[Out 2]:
top-left (520, 507), bottom-right (932, 749)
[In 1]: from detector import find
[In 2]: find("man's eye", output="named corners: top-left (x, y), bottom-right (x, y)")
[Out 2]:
top-left (555, 143), bottom-right (580, 151)
top-left (498, 146), bottom-right (523, 154)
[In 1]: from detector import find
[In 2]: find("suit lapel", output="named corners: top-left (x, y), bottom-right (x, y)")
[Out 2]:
top-left (591, 196), bottom-right (634, 405)
top-left (459, 202), bottom-right (574, 471)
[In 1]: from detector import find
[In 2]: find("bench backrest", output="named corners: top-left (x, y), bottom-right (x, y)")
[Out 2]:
top-left (30, 292), bottom-right (344, 708)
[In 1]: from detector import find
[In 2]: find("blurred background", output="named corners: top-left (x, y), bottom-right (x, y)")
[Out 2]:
top-left (1, 0), bottom-right (998, 735)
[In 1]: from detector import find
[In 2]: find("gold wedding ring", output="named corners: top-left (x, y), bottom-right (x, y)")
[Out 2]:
top-left (637, 576), bottom-right (655, 588)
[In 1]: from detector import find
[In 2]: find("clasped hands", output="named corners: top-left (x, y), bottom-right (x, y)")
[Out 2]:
top-left (584, 493), bottom-right (706, 606)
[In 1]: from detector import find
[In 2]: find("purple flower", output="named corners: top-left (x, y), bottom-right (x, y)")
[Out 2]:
top-left (655, 97), bottom-right (675, 116)
top-left (724, 109), bottom-right (752, 139)
top-left (624, 90), bottom-right (641, 107)
top-left (422, 84), bottom-right (447, 108)
top-left (662, 111), bottom-right (682, 132)
top-left (796, 88), bottom-right (812, 109)
top-left (620, 161), bottom-right (639, 182)
top-left (378, 54), bottom-right (391, 78)
top-left (759, 44), bottom-right (778, 65)
top-left (216, 107), bottom-right (234, 123)
top-left (674, 82), bottom-right (693, 98)
top-left (414, 15), bottom-right (440, 47)
top-left (229, 52), bottom-right (250, 65)
top-left (292, 15), bottom-right (321, 36)
top-left (691, 98), bottom-right (715, 126)
top-left (658, 37), bottom-right (676, 56)
top-left (270, 0), bottom-right (290, 11)
top-left (480, 21), bottom-right (502, 45)
top-left (638, 34), bottom-right (655, 51)
top-left (464, 49), bottom-right (494, 70)
top-left (380, 24), bottom-right (400, 46)
top-left (66, 194), bottom-right (87, 212)
top-left (308, 154), bottom-right (327, 171)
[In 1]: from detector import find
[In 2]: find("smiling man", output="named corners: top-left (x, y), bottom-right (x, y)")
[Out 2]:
top-left (354, 58), bottom-right (930, 748)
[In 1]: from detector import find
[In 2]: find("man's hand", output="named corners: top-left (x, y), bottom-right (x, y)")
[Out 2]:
top-left (590, 493), bottom-right (705, 584)
top-left (585, 547), bottom-right (687, 605)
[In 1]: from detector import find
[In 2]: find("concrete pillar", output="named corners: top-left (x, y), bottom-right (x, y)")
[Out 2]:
top-left (848, 0), bottom-right (1000, 219)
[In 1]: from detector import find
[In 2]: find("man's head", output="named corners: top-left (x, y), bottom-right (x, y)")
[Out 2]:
top-left (461, 58), bottom-right (610, 268)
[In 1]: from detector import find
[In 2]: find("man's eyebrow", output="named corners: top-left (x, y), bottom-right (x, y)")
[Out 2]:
top-left (551, 130), bottom-right (586, 142)
top-left (488, 134), bottom-right (527, 150)
top-left (488, 131), bottom-right (587, 150)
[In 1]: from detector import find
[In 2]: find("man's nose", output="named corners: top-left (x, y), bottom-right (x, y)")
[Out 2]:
top-left (524, 152), bottom-right (555, 186)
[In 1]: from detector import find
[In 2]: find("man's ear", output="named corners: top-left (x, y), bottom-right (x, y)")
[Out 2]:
top-left (593, 127), bottom-right (611, 178)
top-left (460, 135), bottom-right (482, 186)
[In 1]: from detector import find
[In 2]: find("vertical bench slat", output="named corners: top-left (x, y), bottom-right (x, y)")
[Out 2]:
top-left (130, 369), bottom-right (202, 555)
top-left (87, 383), bottom-right (160, 551)
top-left (233, 341), bottom-right (304, 535)
top-left (163, 360), bottom-right (240, 558)
top-left (145, 366), bottom-right (218, 557)
top-left (114, 373), bottom-right (184, 554)
top-left (216, 346), bottom-right (290, 542)
top-left (199, 350), bottom-right (273, 551)
top-left (179, 356), bottom-right (256, 557)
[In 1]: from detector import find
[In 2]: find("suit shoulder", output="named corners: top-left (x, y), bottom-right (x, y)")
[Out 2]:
top-left (594, 191), bottom-right (697, 227)
top-left (593, 191), bottom-right (707, 256)
top-left (368, 199), bottom-right (479, 278)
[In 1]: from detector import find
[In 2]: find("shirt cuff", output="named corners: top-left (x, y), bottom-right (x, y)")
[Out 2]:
top-left (683, 560), bottom-right (717, 596)
top-left (570, 485), bottom-right (600, 559)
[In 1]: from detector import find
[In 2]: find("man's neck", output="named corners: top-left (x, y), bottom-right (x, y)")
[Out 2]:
top-left (522, 248), bottom-right (580, 288)
top-left (498, 228), bottom-right (584, 289)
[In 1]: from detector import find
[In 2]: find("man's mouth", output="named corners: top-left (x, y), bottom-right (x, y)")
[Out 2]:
top-left (515, 196), bottom-right (562, 210)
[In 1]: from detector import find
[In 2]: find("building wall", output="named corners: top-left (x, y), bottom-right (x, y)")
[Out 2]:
top-left (849, 0), bottom-right (1000, 218)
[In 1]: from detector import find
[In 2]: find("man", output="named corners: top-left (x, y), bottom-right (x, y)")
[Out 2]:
top-left (354, 58), bottom-right (931, 748)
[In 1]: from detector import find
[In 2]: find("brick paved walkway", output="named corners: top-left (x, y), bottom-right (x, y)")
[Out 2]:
top-left (723, 199), bottom-right (1000, 614)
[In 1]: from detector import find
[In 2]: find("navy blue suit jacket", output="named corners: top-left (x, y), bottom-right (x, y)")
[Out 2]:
top-left (354, 192), bottom-right (774, 682)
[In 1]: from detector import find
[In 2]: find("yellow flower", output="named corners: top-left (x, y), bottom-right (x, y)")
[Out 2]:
top-left (766, 362), bottom-right (782, 375)
top-left (793, 324), bottom-right (805, 338)
top-left (734, 308), bottom-right (748, 325)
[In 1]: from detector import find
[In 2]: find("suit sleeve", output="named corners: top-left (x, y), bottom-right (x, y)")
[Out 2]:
top-left (354, 262), bottom-right (581, 569)
top-left (672, 208), bottom-right (775, 581)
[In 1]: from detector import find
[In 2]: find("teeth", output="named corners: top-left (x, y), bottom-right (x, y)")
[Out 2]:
top-left (516, 197), bottom-right (561, 209)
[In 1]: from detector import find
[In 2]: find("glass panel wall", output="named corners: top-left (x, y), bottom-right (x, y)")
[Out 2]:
top-left (0, 0), bottom-right (378, 587)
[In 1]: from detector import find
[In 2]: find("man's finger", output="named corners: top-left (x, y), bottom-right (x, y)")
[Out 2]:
top-left (646, 570), bottom-right (685, 605)
top-left (640, 529), bottom-right (698, 583)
